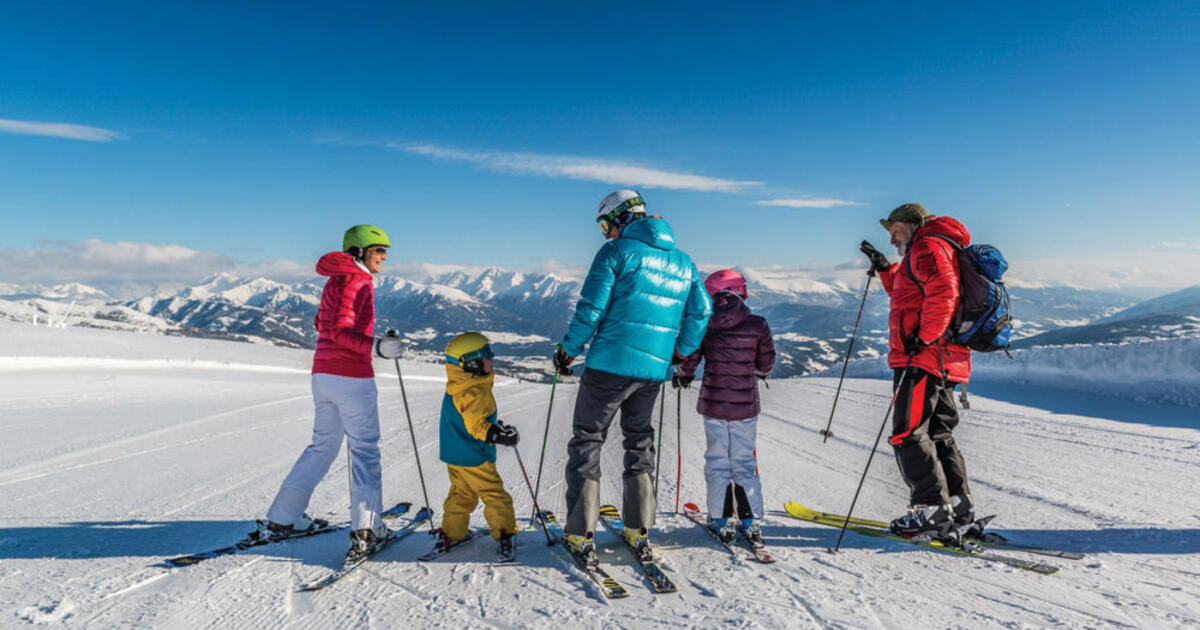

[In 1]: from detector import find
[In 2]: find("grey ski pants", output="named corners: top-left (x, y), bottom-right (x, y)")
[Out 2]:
top-left (564, 368), bottom-right (661, 535)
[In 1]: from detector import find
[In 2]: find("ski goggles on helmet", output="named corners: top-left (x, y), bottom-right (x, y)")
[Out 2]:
top-left (596, 195), bottom-right (645, 235)
top-left (446, 343), bottom-right (494, 367)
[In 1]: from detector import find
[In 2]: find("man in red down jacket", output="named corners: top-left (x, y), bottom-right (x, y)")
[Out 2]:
top-left (258, 224), bottom-right (407, 562)
top-left (860, 203), bottom-right (978, 539)
top-left (675, 269), bottom-right (775, 546)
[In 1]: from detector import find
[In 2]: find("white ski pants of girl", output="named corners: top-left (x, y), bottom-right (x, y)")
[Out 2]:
top-left (703, 416), bottom-right (763, 519)
top-left (267, 374), bottom-right (383, 531)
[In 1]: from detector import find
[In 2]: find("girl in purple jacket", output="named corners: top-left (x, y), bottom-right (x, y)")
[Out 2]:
top-left (675, 269), bottom-right (775, 545)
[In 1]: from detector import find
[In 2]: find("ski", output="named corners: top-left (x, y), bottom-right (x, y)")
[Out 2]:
top-left (598, 504), bottom-right (678, 593)
top-left (783, 502), bottom-right (1059, 575)
top-left (784, 502), bottom-right (1084, 560)
top-left (164, 501), bottom-right (412, 568)
top-left (416, 528), bottom-right (480, 561)
top-left (735, 522), bottom-right (777, 564)
top-left (296, 506), bottom-right (432, 592)
top-left (539, 510), bottom-right (629, 599)
top-left (681, 502), bottom-right (749, 561)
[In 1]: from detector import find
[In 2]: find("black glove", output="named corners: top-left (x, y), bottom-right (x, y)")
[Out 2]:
top-left (553, 344), bottom-right (574, 376)
top-left (671, 351), bottom-right (686, 366)
top-left (672, 374), bottom-right (693, 389)
top-left (756, 373), bottom-right (770, 388)
top-left (860, 240), bottom-right (891, 276)
top-left (487, 422), bottom-right (520, 447)
top-left (903, 328), bottom-right (931, 356)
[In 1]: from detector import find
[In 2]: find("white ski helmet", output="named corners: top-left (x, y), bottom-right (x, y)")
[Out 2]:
top-left (595, 190), bottom-right (647, 235)
top-left (596, 189), bottom-right (646, 221)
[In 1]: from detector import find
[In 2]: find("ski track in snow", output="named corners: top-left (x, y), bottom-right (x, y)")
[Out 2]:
top-left (1, 322), bottom-right (1198, 628)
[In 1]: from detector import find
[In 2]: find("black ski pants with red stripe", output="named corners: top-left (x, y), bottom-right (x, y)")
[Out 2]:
top-left (889, 367), bottom-right (970, 507)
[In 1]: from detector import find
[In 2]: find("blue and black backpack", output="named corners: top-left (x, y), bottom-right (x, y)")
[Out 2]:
top-left (905, 233), bottom-right (1013, 353)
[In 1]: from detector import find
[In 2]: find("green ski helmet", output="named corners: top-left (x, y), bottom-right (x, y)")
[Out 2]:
top-left (342, 225), bottom-right (391, 258)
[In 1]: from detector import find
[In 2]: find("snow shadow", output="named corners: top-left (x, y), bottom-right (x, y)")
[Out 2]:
top-left (968, 382), bottom-right (1199, 430)
top-left (0, 519), bottom-right (344, 563)
top-left (762, 515), bottom-right (1200, 555)
top-left (0, 519), bottom-right (577, 570)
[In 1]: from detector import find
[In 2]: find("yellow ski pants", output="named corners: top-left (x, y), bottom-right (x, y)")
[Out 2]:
top-left (442, 462), bottom-right (516, 542)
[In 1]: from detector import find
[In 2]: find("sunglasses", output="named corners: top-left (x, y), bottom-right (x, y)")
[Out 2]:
top-left (367, 246), bottom-right (388, 254)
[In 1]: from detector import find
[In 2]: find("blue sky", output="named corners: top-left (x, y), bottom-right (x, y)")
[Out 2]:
top-left (1, 2), bottom-right (1198, 289)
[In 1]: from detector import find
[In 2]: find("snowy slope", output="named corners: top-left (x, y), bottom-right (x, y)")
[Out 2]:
top-left (1, 321), bottom-right (1197, 628)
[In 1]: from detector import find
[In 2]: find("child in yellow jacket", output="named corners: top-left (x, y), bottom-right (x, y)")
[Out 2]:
top-left (435, 332), bottom-right (519, 557)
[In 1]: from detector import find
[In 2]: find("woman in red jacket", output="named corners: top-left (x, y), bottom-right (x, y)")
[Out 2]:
top-left (257, 224), bottom-right (406, 562)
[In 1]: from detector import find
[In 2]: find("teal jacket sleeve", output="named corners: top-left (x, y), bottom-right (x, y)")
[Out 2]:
top-left (673, 264), bottom-right (712, 356)
top-left (561, 243), bottom-right (620, 356)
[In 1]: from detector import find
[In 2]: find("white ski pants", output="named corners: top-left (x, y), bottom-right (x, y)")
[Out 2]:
top-left (703, 416), bottom-right (763, 519)
top-left (267, 374), bottom-right (383, 531)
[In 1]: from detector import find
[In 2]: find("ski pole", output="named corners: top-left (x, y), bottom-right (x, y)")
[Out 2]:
top-left (820, 273), bottom-right (873, 443)
top-left (389, 333), bottom-right (436, 534)
top-left (653, 381), bottom-right (666, 496)
top-left (512, 445), bottom-right (555, 545)
top-left (674, 387), bottom-right (682, 517)
top-left (830, 365), bottom-right (910, 553)
top-left (529, 370), bottom-right (558, 529)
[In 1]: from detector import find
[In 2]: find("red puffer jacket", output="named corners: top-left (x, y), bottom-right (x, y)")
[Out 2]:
top-left (311, 252), bottom-right (376, 378)
top-left (877, 216), bottom-right (972, 383)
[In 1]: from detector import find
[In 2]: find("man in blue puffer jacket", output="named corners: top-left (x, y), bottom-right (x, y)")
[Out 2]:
top-left (553, 189), bottom-right (712, 559)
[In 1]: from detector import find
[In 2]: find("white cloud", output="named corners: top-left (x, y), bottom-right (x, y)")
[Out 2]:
top-left (0, 240), bottom-right (306, 299)
top-left (1160, 239), bottom-right (1200, 251)
top-left (755, 198), bottom-right (865, 209)
top-left (0, 118), bottom-right (126, 142)
top-left (391, 142), bottom-right (762, 193)
top-left (1005, 250), bottom-right (1200, 291)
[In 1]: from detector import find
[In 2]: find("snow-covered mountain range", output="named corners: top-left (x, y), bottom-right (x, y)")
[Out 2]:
top-left (1, 268), bottom-right (1193, 380)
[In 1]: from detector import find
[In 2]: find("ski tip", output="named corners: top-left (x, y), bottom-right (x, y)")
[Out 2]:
top-left (682, 502), bottom-right (700, 511)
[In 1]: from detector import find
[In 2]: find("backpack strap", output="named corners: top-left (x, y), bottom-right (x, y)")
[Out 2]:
top-left (903, 233), bottom-right (963, 294)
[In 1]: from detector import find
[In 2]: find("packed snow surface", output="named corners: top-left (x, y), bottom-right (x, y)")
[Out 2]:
top-left (1, 321), bottom-right (1197, 628)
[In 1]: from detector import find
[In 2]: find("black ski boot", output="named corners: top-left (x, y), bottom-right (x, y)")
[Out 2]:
top-left (497, 530), bottom-right (515, 562)
top-left (889, 504), bottom-right (953, 539)
top-left (738, 518), bottom-right (766, 549)
top-left (950, 494), bottom-right (984, 539)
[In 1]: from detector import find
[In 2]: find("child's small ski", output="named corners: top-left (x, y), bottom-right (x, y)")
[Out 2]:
top-left (734, 523), bottom-right (776, 564)
top-left (417, 529), bottom-right (480, 561)
top-left (681, 502), bottom-right (749, 561)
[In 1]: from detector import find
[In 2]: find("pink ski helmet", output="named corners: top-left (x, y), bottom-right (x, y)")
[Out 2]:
top-left (704, 269), bottom-right (747, 299)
